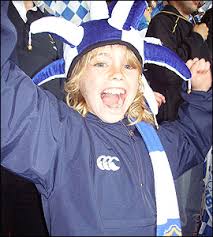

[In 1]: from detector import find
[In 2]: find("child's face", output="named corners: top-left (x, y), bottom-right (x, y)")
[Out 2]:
top-left (79, 45), bottom-right (140, 123)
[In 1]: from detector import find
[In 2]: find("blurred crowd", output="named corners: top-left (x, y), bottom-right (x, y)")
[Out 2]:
top-left (1, 1), bottom-right (212, 236)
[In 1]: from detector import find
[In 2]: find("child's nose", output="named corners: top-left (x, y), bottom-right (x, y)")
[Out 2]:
top-left (110, 67), bottom-right (123, 81)
top-left (110, 73), bottom-right (123, 81)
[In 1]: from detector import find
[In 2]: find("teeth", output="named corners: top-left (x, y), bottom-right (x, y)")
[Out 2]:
top-left (103, 88), bottom-right (125, 95)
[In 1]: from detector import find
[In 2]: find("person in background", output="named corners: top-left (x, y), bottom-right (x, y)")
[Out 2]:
top-left (8, 0), bottom-right (65, 99)
top-left (1, 1), bottom-right (64, 236)
top-left (144, 1), bottom-right (211, 235)
top-left (150, 0), bottom-right (168, 17)
top-left (201, 7), bottom-right (212, 61)
top-left (1, 1), bottom-right (212, 236)
top-left (138, 0), bottom-right (168, 31)
top-left (137, 1), bottom-right (153, 32)
top-left (145, 0), bottom-right (210, 123)
top-left (199, 6), bottom-right (212, 236)
top-left (136, 1), bottom-right (167, 43)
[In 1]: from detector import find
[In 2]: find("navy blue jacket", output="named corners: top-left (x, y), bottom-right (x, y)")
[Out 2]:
top-left (1, 2), bottom-right (212, 236)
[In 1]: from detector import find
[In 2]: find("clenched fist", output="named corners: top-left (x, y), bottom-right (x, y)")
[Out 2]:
top-left (186, 58), bottom-right (212, 92)
top-left (193, 23), bottom-right (209, 41)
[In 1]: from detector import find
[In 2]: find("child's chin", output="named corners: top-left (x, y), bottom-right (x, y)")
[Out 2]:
top-left (99, 113), bottom-right (124, 124)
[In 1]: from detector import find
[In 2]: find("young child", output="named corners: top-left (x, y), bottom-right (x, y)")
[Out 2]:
top-left (1, 1), bottom-right (212, 236)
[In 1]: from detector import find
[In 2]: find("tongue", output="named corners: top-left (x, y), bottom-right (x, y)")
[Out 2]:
top-left (102, 93), bottom-right (120, 107)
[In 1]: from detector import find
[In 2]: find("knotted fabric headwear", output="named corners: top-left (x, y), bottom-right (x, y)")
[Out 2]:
top-left (29, 2), bottom-right (190, 235)
top-left (29, 0), bottom-right (191, 118)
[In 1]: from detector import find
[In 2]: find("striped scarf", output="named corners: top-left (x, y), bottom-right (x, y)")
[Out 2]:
top-left (136, 121), bottom-right (182, 236)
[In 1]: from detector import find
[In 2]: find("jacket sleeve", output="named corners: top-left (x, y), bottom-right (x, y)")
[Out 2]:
top-left (1, 1), bottom-right (72, 197)
top-left (146, 14), bottom-right (206, 62)
top-left (158, 85), bottom-right (212, 179)
top-left (1, 60), bottom-right (71, 198)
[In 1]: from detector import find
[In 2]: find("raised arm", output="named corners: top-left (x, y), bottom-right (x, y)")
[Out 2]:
top-left (1, 2), bottom-right (75, 197)
top-left (159, 58), bottom-right (212, 179)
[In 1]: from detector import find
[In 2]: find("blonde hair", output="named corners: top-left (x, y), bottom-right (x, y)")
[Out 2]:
top-left (64, 44), bottom-right (154, 125)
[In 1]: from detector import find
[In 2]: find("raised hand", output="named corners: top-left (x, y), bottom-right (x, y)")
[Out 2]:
top-left (186, 58), bottom-right (212, 92)
top-left (193, 23), bottom-right (209, 41)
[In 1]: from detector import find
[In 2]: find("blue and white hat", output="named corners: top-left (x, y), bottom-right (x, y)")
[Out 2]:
top-left (29, 0), bottom-right (191, 117)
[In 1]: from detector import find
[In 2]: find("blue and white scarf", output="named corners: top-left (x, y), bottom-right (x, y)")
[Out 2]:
top-left (199, 147), bottom-right (212, 236)
top-left (136, 121), bottom-right (182, 236)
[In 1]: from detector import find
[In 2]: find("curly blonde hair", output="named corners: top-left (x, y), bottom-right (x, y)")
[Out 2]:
top-left (64, 44), bottom-right (154, 125)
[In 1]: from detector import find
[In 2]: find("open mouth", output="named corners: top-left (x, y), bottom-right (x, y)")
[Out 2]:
top-left (100, 87), bottom-right (127, 109)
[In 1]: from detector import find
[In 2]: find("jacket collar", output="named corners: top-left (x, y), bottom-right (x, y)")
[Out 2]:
top-left (162, 5), bottom-right (191, 21)
top-left (12, 1), bottom-right (39, 23)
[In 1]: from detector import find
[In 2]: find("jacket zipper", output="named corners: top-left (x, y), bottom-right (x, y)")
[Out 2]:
top-left (121, 122), bottom-right (144, 191)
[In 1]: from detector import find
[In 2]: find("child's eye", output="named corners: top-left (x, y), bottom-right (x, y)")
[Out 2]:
top-left (124, 64), bottom-right (134, 70)
top-left (94, 62), bottom-right (108, 67)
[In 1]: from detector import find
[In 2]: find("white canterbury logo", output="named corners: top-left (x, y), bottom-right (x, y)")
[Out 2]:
top-left (97, 155), bottom-right (120, 171)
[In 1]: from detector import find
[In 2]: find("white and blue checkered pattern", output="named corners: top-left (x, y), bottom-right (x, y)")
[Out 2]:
top-left (199, 148), bottom-right (212, 236)
top-left (41, 1), bottom-right (90, 25)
